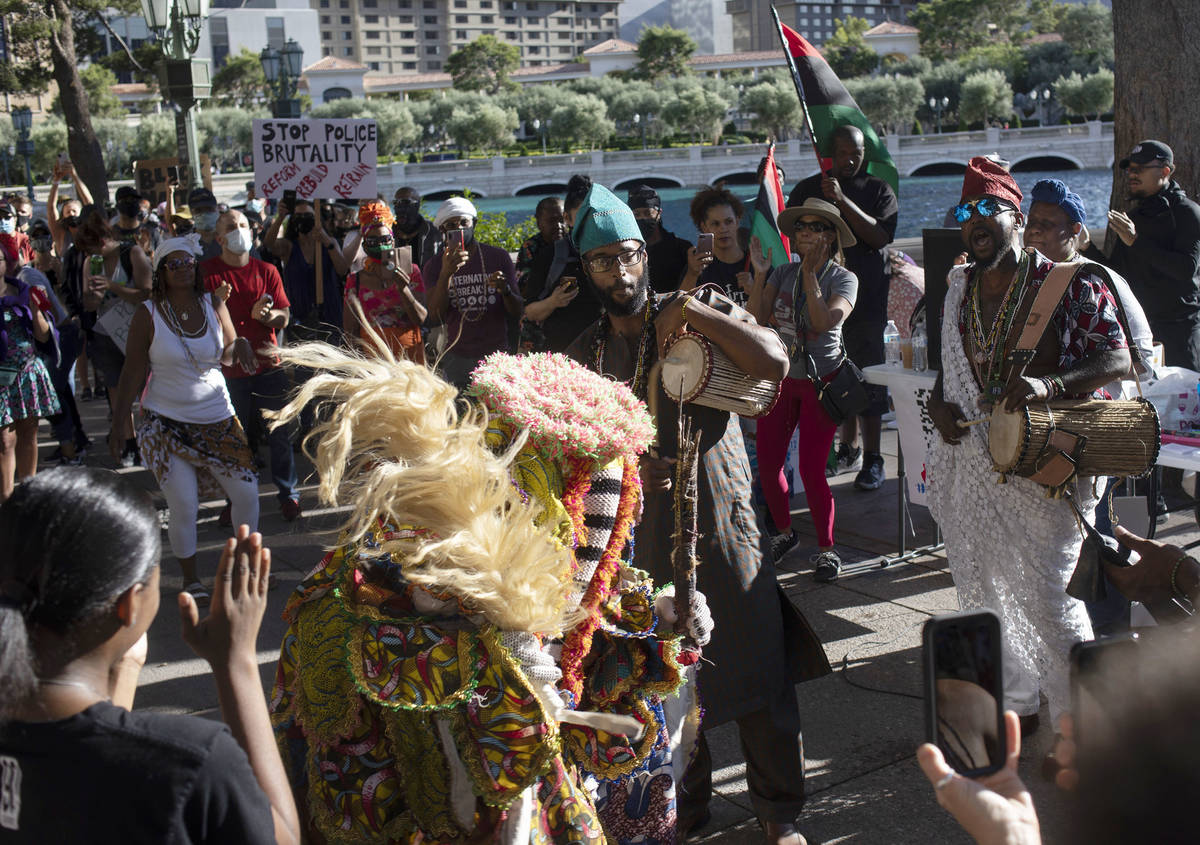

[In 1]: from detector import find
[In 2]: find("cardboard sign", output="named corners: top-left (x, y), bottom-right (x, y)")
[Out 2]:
top-left (132, 157), bottom-right (213, 207)
top-left (252, 119), bottom-right (377, 200)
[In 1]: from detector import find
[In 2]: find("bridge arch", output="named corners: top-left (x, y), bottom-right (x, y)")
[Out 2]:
top-left (711, 169), bottom-right (760, 186)
top-left (423, 188), bottom-right (489, 201)
top-left (513, 182), bottom-right (569, 196)
top-left (908, 160), bottom-right (967, 177)
top-left (611, 175), bottom-right (684, 191)
top-left (1009, 153), bottom-right (1084, 172)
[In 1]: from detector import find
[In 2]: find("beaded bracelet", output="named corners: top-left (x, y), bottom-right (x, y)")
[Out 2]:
top-left (1050, 374), bottom-right (1066, 396)
top-left (681, 295), bottom-right (693, 323)
top-left (1039, 376), bottom-right (1057, 399)
top-left (1170, 553), bottom-right (1195, 602)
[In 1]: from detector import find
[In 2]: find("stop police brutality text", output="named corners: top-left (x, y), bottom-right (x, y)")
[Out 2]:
top-left (259, 121), bottom-right (377, 164)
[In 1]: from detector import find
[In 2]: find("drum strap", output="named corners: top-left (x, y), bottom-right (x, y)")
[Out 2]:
top-left (1009, 259), bottom-right (1079, 374)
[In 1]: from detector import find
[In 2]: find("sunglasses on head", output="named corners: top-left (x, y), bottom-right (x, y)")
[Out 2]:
top-left (164, 256), bottom-right (197, 271)
top-left (953, 197), bottom-right (1016, 224)
top-left (794, 220), bottom-right (833, 234)
top-left (585, 247), bottom-right (646, 274)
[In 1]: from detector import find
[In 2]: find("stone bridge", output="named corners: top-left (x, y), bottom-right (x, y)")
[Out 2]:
top-left (372, 121), bottom-right (1115, 200)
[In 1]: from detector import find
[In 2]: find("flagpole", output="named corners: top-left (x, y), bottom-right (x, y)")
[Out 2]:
top-left (770, 4), bottom-right (825, 173)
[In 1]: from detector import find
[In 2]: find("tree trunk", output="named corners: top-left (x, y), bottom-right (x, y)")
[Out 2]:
top-left (1108, 1), bottom-right (1200, 248)
top-left (47, 0), bottom-right (108, 203)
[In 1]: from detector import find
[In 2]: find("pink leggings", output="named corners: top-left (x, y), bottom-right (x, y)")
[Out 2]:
top-left (756, 376), bottom-right (838, 547)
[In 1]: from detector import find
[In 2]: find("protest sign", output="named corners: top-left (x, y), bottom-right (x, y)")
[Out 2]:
top-left (133, 156), bottom-right (213, 207)
top-left (252, 118), bottom-right (377, 200)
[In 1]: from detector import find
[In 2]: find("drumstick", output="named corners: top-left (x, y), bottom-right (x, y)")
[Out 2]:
top-left (956, 417), bottom-right (989, 428)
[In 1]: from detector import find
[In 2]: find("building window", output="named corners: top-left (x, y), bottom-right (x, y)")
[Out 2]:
top-left (364, 14), bottom-right (378, 22)
top-left (321, 31), bottom-right (331, 39)
top-left (526, 1), bottom-right (537, 8)
top-left (265, 16), bottom-right (285, 49)
top-left (367, 45), bottom-right (382, 54)
top-left (481, 14), bottom-right (493, 22)
top-left (428, 60), bottom-right (442, 69)
top-left (401, 45), bottom-right (416, 52)
top-left (454, 0), bottom-right (467, 6)
top-left (320, 14), bottom-right (331, 23)
top-left (340, 14), bottom-right (350, 23)
top-left (503, 1), bottom-right (516, 8)
top-left (400, 30), bottom-right (415, 38)
top-left (528, 45), bottom-right (540, 53)
top-left (399, 15), bottom-right (413, 22)
top-left (363, 0), bottom-right (376, 5)
top-left (455, 15), bottom-right (468, 23)
top-left (343, 46), bottom-right (353, 54)
top-left (557, 30), bottom-right (569, 38)
top-left (319, 0), bottom-right (329, 6)
top-left (368, 61), bottom-right (380, 69)
top-left (424, 15), bottom-right (437, 23)
top-left (527, 16), bottom-right (540, 24)
top-left (339, 0), bottom-right (348, 7)
top-left (480, 0), bottom-right (493, 7)
top-left (455, 29), bottom-right (468, 38)
top-left (505, 16), bottom-right (517, 23)
top-left (403, 61), bottom-right (417, 68)
top-left (365, 30), bottom-right (380, 39)
top-left (398, 0), bottom-right (411, 5)
top-left (210, 14), bottom-right (230, 67)
top-left (425, 29), bottom-right (438, 37)
top-left (323, 47), bottom-right (332, 55)
top-left (557, 45), bottom-right (571, 54)
top-left (528, 30), bottom-right (541, 38)
top-left (341, 31), bottom-right (352, 39)
top-left (426, 45), bottom-right (439, 53)
top-left (505, 30), bottom-right (519, 38)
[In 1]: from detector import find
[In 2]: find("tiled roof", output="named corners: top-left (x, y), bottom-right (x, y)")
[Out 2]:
top-left (582, 38), bottom-right (638, 55)
top-left (304, 56), bottom-right (368, 72)
top-left (863, 21), bottom-right (919, 36)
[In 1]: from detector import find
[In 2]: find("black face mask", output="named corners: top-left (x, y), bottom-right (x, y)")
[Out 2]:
top-left (394, 203), bottom-right (421, 229)
top-left (16, 214), bottom-right (29, 229)
top-left (117, 201), bottom-right (141, 220)
top-left (294, 215), bottom-right (316, 235)
top-left (61, 215), bottom-right (80, 229)
top-left (636, 219), bottom-right (659, 240)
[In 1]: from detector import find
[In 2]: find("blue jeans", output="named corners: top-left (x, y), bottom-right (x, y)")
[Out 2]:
top-left (1088, 476), bottom-right (1131, 636)
top-left (225, 367), bottom-right (298, 504)
top-left (47, 322), bottom-right (85, 447)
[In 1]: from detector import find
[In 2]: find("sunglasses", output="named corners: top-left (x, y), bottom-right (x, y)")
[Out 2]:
top-left (585, 247), bottom-right (646, 274)
top-left (393, 198), bottom-right (419, 206)
top-left (953, 198), bottom-right (1016, 224)
top-left (364, 237), bottom-right (394, 249)
top-left (794, 220), bottom-right (833, 234)
top-left (164, 256), bottom-right (197, 271)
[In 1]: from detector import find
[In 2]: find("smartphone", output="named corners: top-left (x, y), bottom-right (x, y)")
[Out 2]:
top-left (448, 229), bottom-right (465, 251)
top-left (697, 233), bottom-right (714, 256)
top-left (88, 254), bottom-right (105, 276)
top-left (57, 152), bottom-right (69, 169)
top-left (1070, 633), bottom-right (1141, 753)
top-left (559, 275), bottom-right (578, 293)
top-left (282, 188), bottom-right (297, 212)
top-left (923, 609), bottom-right (1007, 778)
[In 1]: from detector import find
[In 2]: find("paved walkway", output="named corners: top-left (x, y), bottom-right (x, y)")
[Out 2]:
top-left (44, 394), bottom-right (1199, 845)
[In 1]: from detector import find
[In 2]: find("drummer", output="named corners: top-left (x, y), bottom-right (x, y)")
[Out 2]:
top-left (924, 156), bottom-right (1130, 733)
top-left (566, 182), bottom-right (827, 845)
top-left (747, 198), bottom-right (860, 583)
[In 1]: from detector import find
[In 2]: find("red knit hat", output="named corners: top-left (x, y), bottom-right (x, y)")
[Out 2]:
top-left (960, 155), bottom-right (1023, 208)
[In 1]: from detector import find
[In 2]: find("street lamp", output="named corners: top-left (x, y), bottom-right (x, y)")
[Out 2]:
top-left (1030, 88), bottom-right (1052, 126)
top-left (261, 39), bottom-right (304, 119)
top-left (533, 118), bottom-right (547, 156)
top-left (633, 114), bottom-right (647, 151)
top-left (141, 0), bottom-right (211, 189)
top-left (11, 108), bottom-right (33, 200)
top-left (928, 95), bottom-right (949, 134)
top-left (1, 145), bottom-right (11, 188)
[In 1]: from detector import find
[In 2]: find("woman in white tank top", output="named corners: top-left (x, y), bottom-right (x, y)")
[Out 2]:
top-left (108, 235), bottom-right (262, 607)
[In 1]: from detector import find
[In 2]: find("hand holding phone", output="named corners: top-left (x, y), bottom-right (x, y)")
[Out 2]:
top-left (697, 233), bottom-right (714, 257)
top-left (447, 229), bottom-right (466, 252)
top-left (923, 610), bottom-right (1007, 778)
top-left (282, 188), bottom-right (297, 213)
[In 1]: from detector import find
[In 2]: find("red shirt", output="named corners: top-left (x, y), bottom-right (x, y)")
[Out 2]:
top-left (202, 255), bottom-right (289, 378)
top-left (0, 232), bottom-right (33, 266)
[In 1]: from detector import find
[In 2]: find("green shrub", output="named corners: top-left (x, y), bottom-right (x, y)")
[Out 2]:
top-left (474, 211), bottom-right (537, 254)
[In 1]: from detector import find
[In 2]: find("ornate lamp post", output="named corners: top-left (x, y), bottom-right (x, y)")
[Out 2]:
top-left (928, 95), bottom-right (949, 134)
top-left (140, 0), bottom-right (211, 190)
top-left (260, 39), bottom-right (304, 119)
top-left (633, 113), bottom-right (647, 150)
top-left (533, 118), bottom-right (548, 156)
top-left (11, 108), bottom-right (34, 199)
top-left (1030, 88), bottom-right (1052, 126)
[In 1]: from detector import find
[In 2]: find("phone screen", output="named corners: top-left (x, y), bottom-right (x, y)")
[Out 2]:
top-left (923, 610), bottom-right (1006, 777)
top-left (449, 229), bottom-right (465, 251)
top-left (559, 275), bottom-right (577, 292)
top-left (282, 189), bottom-right (297, 211)
top-left (697, 233), bottom-right (714, 256)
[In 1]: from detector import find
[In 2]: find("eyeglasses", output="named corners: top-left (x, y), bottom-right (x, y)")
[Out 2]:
top-left (585, 247), bottom-right (646, 274)
top-left (364, 237), bottom-right (394, 250)
top-left (794, 220), bottom-right (833, 234)
top-left (393, 198), bottom-right (419, 206)
top-left (164, 256), bottom-right (197, 271)
top-left (952, 197), bottom-right (1016, 224)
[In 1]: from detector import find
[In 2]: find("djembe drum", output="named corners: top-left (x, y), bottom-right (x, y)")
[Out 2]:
top-left (660, 333), bottom-right (780, 418)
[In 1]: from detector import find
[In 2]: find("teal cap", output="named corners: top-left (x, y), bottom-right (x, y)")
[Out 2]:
top-left (570, 183), bottom-right (643, 257)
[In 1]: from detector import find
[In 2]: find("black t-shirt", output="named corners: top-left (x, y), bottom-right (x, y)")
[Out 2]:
top-left (787, 171), bottom-right (899, 326)
top-left (0, 701), bottom-right (275, 844)
top-left (697, 253), bottom-right (753, 309)
top-left (646, 228), bottom-right (692, 294)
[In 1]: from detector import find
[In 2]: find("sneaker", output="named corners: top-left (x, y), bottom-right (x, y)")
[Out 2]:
top-left (836, 442), bottom-right (863, 475)
top-left (812, 550), bottom-right (842, 582)
top-left (854, 453), bottom-right (885, 491)
top-left (80, 387), bottom-right (94, 401)
top-left (218, 503), bottom-right (233, 528)
top-left (281, 498), bottom-right (302, 522)
top-left (769, 528), bottom-right (799, 563)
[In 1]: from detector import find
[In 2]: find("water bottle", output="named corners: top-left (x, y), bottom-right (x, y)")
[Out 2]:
top-left (1166, 393), bottom-right (1188, 436)
top-left (911, 324), bottom-right (928, 372)
top-left (883, 320), bottom-right (902, 367)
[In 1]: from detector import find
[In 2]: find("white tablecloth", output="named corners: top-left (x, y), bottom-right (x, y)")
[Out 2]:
top-left (864, 364), bottom-right (938, 506)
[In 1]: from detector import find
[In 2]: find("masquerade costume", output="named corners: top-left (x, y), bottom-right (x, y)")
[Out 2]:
top-left (268, 345), bottom-right (704, 844)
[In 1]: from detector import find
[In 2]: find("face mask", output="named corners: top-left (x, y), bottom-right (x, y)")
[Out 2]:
top-left (363, 236), bottom-right (394, 257)
top-left (394, 203), bottom-right (421, 228)
top-left (222, 228), bottom-right (252, 255)
top-left (460, 226), bottom-right (475, 246)
top-left (194, 211), bottom-right (219, 232)
top-left (636, 219), bottom-right (658, 240)
top-left (32, 237), bottom-right (52, 253)
top-left (16, 214), bottom-right (29, 229)
top-left (0, 218), bottom-right (14, 234)
top-left (117, 201), bottom-right (141, 220)
top-left (246, 198), bottom-right (264, 214)
top-left (61, 215), bottom-right (79, 229)
top-left (293, 215), bottom-right (316, 235)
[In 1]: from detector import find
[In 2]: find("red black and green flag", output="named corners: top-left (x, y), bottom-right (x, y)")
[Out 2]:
top-left (771, 7), bottom-right (899, 194)
top-left (750, 142), bottom-right (791, 269)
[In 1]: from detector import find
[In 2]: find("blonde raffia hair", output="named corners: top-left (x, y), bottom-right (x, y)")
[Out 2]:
top-left (267, 311), bottom-right (575, 634)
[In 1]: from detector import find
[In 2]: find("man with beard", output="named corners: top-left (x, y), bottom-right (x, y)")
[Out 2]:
top-left (391, 186), bottom-right (439, 269)
top-left (566, 182), bottom-right (825, 845)
top-left (788, 124), bottom-right (898, 491)
top-left (422, 196), bottom-right (521, 388)
top-left (628, 184), bottom-right (691, 293)
top-left (925, 157), bottom-right (1130, 729)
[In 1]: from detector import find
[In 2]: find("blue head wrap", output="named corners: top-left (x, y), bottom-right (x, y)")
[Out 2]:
top-left (570, 183), bottom-right (643, 257)
top-left (1030, 179), bottom-right (1087, 225)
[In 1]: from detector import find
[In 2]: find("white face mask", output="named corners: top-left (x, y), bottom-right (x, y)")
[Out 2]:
top-left (223, 227), bottom-right (252, 255)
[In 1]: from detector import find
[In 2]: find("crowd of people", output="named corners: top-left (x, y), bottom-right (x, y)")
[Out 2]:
top-left (0, 125), bottom-right (1198, 845)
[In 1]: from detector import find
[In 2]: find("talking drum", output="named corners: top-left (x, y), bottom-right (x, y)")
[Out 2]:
top-left (661, 333), bottom-right (780, 418)
top-left (988, 398), bottom-right (1160, 489)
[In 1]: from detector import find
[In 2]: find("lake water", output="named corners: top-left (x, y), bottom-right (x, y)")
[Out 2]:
top-left (471, 167), bottom-right (1118, 243)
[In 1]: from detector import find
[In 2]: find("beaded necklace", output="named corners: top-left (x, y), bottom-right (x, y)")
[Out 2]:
top-left (967, 251), bottom-right (1031, 405)
top-left (590, 297), bottom-right (658, 401)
